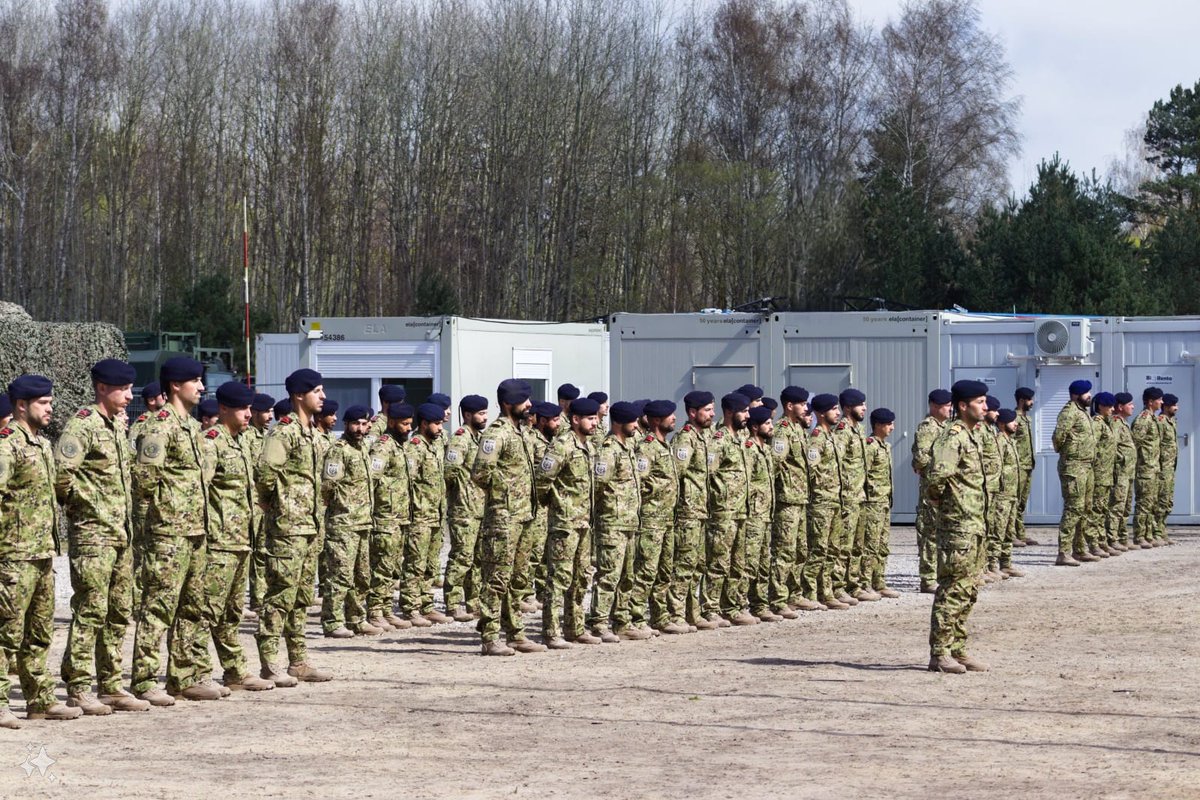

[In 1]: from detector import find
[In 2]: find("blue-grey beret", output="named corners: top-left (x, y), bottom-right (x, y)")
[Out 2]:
top-left (951, 380), bottom-right (988, 402)
top-left (1143, 387), bottom-right (1164, 402)
top-left (272, 398), bottom-right (292, 418)
top-left (428, 393), bottom-right (451, 409)
top-left (141, 382), bottom-right (163, 401)
top-left (587, 391), bottom-right (608, 404)
top-left (1114, 392), bottom-right (1133, 405)
top-left (1068, 380), bottom-right (1092, 396)
top-left (1093, 392), bottom-right (1115, 407)
top-left (748, 406), bottom-right (772, 425)
top-left (996, 408), bottom-right (1017, 424)
top-left (736, 384), bottom-right (764, 401)
top-left (986, 395), bottom-right (1000, 412)
top-left (1014, 387), bottom-right (1035, 401)
top-left (1163, 393), bottom-right (1179, 406)
top-left (780, 386), bottom-right (808, 404)
top-left (379, 384), bottom-right (406, 404)
top-left (644, 400), bottom-right (676, 419)
top-left (929, 389), bottom-right (952, 405)
top-left (498, 379), bottom-right (531, 406)
top-left (721, 392), bottom-right (750, 413)
top-left (197, 398), bottom-right (219, 418)
top-left (320, 399), bottom-right (339, 416)
top-left (0, 393), bottom-right (9, 417)
top-left (534, 401), bottom-right (560, 418)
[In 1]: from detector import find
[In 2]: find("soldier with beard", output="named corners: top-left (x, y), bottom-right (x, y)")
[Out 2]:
top-left (442, 395), bottom-right (489, 622)
top-left (704, 393), bottom-right (752, 627)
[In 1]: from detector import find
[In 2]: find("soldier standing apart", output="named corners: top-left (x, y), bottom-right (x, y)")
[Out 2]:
top-left (1088, 393), bottom-right (1121, 558)
top-left (1156, 394), bottom-right (1179, 545)
top-left (912, 389), bottom-right (952, 593)
top-left (1052, 380), bottom-right (1096, 566)
top-left (0, 376), bottom-right (83, 728)
top-left (1108, 393), bottom-right (1137, 550)
top-left (589, 401), bottom-right (641, 642)
top-left (667, 392), bottom-right (715, 630)
top-left (537, 397), bottom-right (600, 648)
top-left (131, 357), bottom-right (217, 704)
top-left (743, 406), bottom-right (779, 622)
top-left (56, 359), bottom-right (151, 715)
top-left (1013, 388), bottom-right (1039, 546)
top-left (399, 404), bottom-right (453, 626)
top-left (320, 405), bottom-right (377, 638)
top-left (636, 400), bottom-right (685, 633)
top-left (254, 368), bottom-right (332, 684)
top-left (472, 380), bottom-right (545, 655)
top-left (927, 380), bottom-right (990, 674)
top-left (861, 408), bottom-right (900, 598)
top-left (768, 387), bottom-right (816, 615)
top-left (992, 410), bottom-right (1026, 578)
top-left (802, 394), bottom-right (847, 609)
top-left (704, 393), bottom-right (752, 626)
top-left (366, 402), bottom-right (414, 631)
top-left (1131, 387), bottom-right (1163, 548)
top-left (193, 382), bottom-right (275, 691)
top-left (443, 395), bottom-right (489, 622)
top-left (369, 385), bottom-right (406, 440)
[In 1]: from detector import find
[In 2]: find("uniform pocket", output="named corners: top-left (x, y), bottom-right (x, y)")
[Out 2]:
top-left (0, 570), bottom-right (19, 620)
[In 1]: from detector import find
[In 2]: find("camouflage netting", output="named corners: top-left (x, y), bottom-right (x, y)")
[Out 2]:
top-left (0, 303), bottom-right (128, 438)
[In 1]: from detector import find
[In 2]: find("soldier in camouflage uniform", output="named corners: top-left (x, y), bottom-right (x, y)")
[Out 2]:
top-left (130, 357), bottom-right (219, 704)
top-left (978, 397), bottom-right (1003, 582)
top-left (743, 406), bottom-right (778, 621)
top-left (588, 401), bottom-right (641, 641)
top-left (537, 397), bottom-right (600, 648)
top-left (704, 392), bottom-right (752, 626)
top-left (128, 381), bottom-right (165, 611)
top-left (768, 387), bottom-right (816, 615)
top-left (398, 403), bottom-right (453, 625)
top-left (1131, 387), bottom-right (1163, 548)
top-left (367, 402), bottom-right (414, 631)
top-left (927, 380), bottom-right (990, 674)
top-left (424, 393), bottom-right (453, 593)
top-left (254, 368), bottom-right (332, 684)
top-left (993, 409), bottom-right (1026, 578)
top-left (912, 389), bottom-right (952, 593)
top-left (1051, 380), bottom-right (1097, 566)
top-left (319, 405), bottom-right (377, 638)
top-left (587, 391), bottom-right (609, 450)
top-left (802, 394), bottom-right (846, 609)
top-left (369, 384), bottom-right (407, 440)
top-left (554, 383), bottom-right (581, 434)
top-left (472, 380), bottom-right (545, 655)
top-left (636, 400), bottom-right (685, 633)
top-left (442, 395), bottom-right (489, 621)
top-left (834, 389), bottom-right (875, 602)
top-left (1108, 393), bottom-right (1137, 549)
top-left (512, 403), bottom-right (560, 612)
top-left (1156, 394), bottom-right (1179, 544)
top-left (55, 359), bottom-right (150, 715)
top-left (862, 408), bottom-right (900, 598)
top-left (667, 391), bottom-right (715, 629)
top-left (1013, 388), bottom-right (1038, 546)
top-left (193, 383), bottom-right (274, 692)
top-left (1088, 393), bottom-right (1121, 558)
top-left (0, 375), bottom-right (82, 728)
top-left (245, 393), bottom-right (273, 618)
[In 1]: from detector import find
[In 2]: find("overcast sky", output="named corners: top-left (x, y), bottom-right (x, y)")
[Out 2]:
top-left (850, 0), bottom-right (1198, 196)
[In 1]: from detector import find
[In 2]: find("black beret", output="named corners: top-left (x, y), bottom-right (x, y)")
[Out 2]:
top-left (928, 389), bottom-right (952, 405)
top-left (379, 384), bottom-right (407, 404)
top-left (1093, 392), bottom-right (1116, 408)
top-left (569, 397), bottom-right (600, 417)
top-left (587, 391), bottom-right (609, 404)
top-left (7, 374), bottom-right (53, 400)
top-left (721, 392), bottom-right (750, 413)
top-left (197, 398), bottom-right (219, 418)
top-left (1068, 379), bottom-right (1092, 396)
top-left (684, 390), bottom-right (714, 410)
top-left (160, 356), bottom-right (204, 385)
top-left (320, 399), bottom-right (339, 417)
top-left (343, 404), bottom-right (371, 422)
top-left (951, 380), bottom-right (988, 402)
top-left (632, 400), bottom-right (648, 418)
top-left (252, 393), bottom-right (275, 413)
top-left (839, 388), bottom-right (866, 407)
top-left (869, 408), bottom-right (896, 425)
top-left (285, 368), bottom-right (322, 395)
top-left (388, 402), bottom-right (414, 420)
top-left (273, 398), bottom-right (292, 418)
top-left (986, 395), bottom-right (1000, 412)
top-left (1162, 393), bottom-right (1179, 406)
top-left (557, 383), bottom-right (580, 401)
top-left (736, 384), bottom-right (764, 401)
top-left (761, 397), bottom-right (778, 411)
top-left (1014, 387), bottom-right (1035, 401)
top-left (609, 401), bottom-right (638, 424)
top-left (1114, 392), bottom-right (1133, 405)
top-left (91, 358), bottom-right (136, 386)
top-left (534, 401), bottom-right (561, 419)
top-left (1143, 387), bottom-right (1164, 402)
top-left (459, 394), bottom-right (488, 413)
top-left (0, 393), bottom-right (9, 418)
top-left (498, 379), bottom-right (531, 406)
top-left (141, 382), bottom-right (163, 401)
top-left (416, 402), bottom-right (444, 423)
top-left (811, 393), bottom-right (838, 413)
top-left (644, 399), bottom-right (676, 418)
top-left (780, 386), bottom-right (809, 404)
top-left (996, 408), bottom-right (1017, 424)
top-left (748, 406), bottom-right (772, 425)
top-left (215, 381), bottom-right (255, 408)
top-left (428, 393), bottom-right (452, 409)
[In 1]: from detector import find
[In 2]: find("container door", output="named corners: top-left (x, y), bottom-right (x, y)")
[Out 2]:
top-left (1125, 365), bottom-right (1193, 516)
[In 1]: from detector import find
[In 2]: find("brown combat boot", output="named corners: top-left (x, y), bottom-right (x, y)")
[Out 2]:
top-left (1023, 535), bottom-right (1039, 546)
top-left (385, 612), bottom-right (411, 629)
top-left (1103, 544), bottom-right (1121, 556)
top-left (223, 672), bottom-right (275, 691)
top-left (919, 581), bottom-right (938, 594)
top-left (853, 588), bottom-right (881, 601)
top-left (545, 637), bottom-right (574, 650)
top-left (508, 638), bottom-right (546, 653)
top-left (661, 621), bottom-right (694, 633)
top-left (136, 687), bottom-right (176, 706)
top-left (792, 597), bottom-right (825, 611)
top-left (1139, 540), bottom-right (1153, 549)
top-left (519, 598), bottom-right (540, 614)
top-left (260, 663), bottom-right (299, 688)
top-left (953, 653), bottom-right (989, 672)
top-left (928, 654), bottom-right (966, 674)
top-left (703, 613), bottom-right (732, 628)
top-left (324, 626), bottom-right (354, 639)
top-left (1001, 565), bottom-right (1026, 578)
top-left (875, 586), bottom-right (901, 598)
top-left (354, 620), bottom-right (384, 636)
top-left (0, 709), bottom-right (20, 729)
top-left (170, 683), bottom-right (223, 701)
top-left (67, 691), bottom-right (114, 716)
top-left (593, 627), bottom-right (621, 643)
top-left (481, 640), bottom-right (515, 656)
top-left (728, 610), bottom-right (759, 626)
top-left (424, 609), bottom-right (455, 625)
top-left (452, 606), bottom-right (475, 623)
top-left (1056, 552), bottom-right (1081, 567)
top-left (692, 617), bottom-right (720, 630)
top-left (406, 613), bottom-right (433, 628)
top-left (242, 607), bottom-right (259, 622)
top-left (1074, 550), bottom-right (1100, 562)
top-left (835, 592), bottom-right (859, 606)
top-left (287, 662), bottom-right (333, 682)
top-left (1012, 538), bottom-right (1027, 548)
top-left (367, 613), bottom-right (394, 631)
top-left (1089, 546), bottom-right (1109, 559)
top-left (772, 607), bottom-right (800, 620)
top-left (27, 702), bottom-right (84, 721)
top-left (569, 631), bottom-right (602, 645)
top-left (616, 626), bottom-right (653, 641)
top-left (756, 609), bottom-right (784, 622)
top-left (822, 597), bottom-right (850, 610)
top-left (98, 689), bottom-right (151, 712)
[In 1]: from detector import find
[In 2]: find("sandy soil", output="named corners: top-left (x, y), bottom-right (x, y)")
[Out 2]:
top-left (3, 525), bottom-right (1199, 799)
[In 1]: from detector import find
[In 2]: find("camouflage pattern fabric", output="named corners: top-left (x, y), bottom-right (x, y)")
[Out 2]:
top-left (1052, 402), bottom-right (1096, 555)
top-left (1131, 409), bottom-right (1160, 544)
top-left (911, 415), bottom-right (945, 586)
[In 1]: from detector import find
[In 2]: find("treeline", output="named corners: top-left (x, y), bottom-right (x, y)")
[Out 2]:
top-left (0, 0), bottom-right (1195, 367)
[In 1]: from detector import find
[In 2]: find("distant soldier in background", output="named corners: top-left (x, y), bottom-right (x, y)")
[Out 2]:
top-left (1089, 393), bottom-right (1120, 558)
top-left (129, 381), bottom-right (166, 610)
top-left (862, 408), bottom-right (900, 598)
top-left (1013, 388), bottom-right (1039, 546)
top-left (272, 398), bottom-right (292, 424)
top-left (913, 389), bottom-right (952, 593)
top-left (315, 399), bottom-right (339, 450)
top-left (442, 395), bottom-right (489, 622)
top-left (1131, 387), bottom-right (1163, 549)
top-left (768, 386), bottom-right (816, 616)
top-left (196, 398), bottom-right (219, 431)
top-left (556, 383), bottom-right (580, 429)
top-left (369, 384), bottom-right (406, 439)
top-left (367, 402), bottom-right (414, 632)
top-left (0, 392), bottom-right (11, 429)
top-left (704, 393), bottom-right (752, 626)
top-left (668, 391), bottom-right (715, 630)
top-left (588, 401), bottom-right (641, 642)
top-left (587, 391), bottom-right (609, 448)
top-left (398, 403), bottom-right (453, 626)
top-left (1108, 392), bottom-right (1137, 550)
top-left (1052, 380), bottom-right (1096, 566)
top-left (1156, 394), bottom-right (1179, 545)
top-left (737, 384), bottom-right (765, 409)
top-left (993, 409), bottom-right (1026, 578)
top-left (128, 382), bottom-right (166, 450)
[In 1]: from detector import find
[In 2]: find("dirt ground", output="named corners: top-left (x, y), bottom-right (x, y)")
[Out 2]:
top-left (4, 525), bottom-right (1199, 799)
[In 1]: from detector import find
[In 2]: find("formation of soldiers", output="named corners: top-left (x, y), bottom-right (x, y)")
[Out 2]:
top-left (0, 361), bottom-right (1182, 725)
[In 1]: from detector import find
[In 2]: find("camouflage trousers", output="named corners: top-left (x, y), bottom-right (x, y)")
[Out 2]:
top-left (1156, 474), bottom-right (1176, 539)
top-left (741, 519), bottom-right (771, 616)
top-left (1106, 476), bottom-right (1133, 545)
top-left (647, 515), bottom-right (675, 628)
top-left (1088, 483), bottom-right (1114, 550)
top-left (619, 523), bottom-right (667, 629)
top-left (801, 502), bottom-right (840, 602)
top-left (511, 511), bottom-right (547, 604)
top-left (476, 512), bottom-right (529, 644)
top-left (196, 548), bottom-right (252, 680)
top-left (588, 526), bottom-right (634, 631)
top-left (0, 558), bottom-right (56, 711)
top-left (990, 496), bottom-right (1016, 569)
top-left (61, 542), bottom-right (134, 695)
top-left (1133, 474), bottom-right (1160, 544)
top-left (443, 516), bottom-right (483, 611)
top-left (929, 530), bottom-right (980, 657)
top-left (321, 527), bottom-right (371, 633)
top-left (542, 522), bottom-right (591, 640)
top-left (667, 518), bottom-right (704, 625)
top-left (249, 517), bottom-right (267, 610)
top-left (915, 488), bottom-right (938, 586)
top-left (132, 535), bottom-right (207, 694)
top-left (769, 503), bottom-right (806, 611)
top-left (700, 517), bottom-right (742, 618)
top-left (399, 524), bottom-right (440, 615)
top-left (255, 533), bottom-right (319, 667)
top-left (1015, 469), bottom-right (1033, 542)
top-left (368, 525), bottom-right (404, 617)
top-left (1057, 461), bottom-right (1094, 555)
top-left (843, 502), bottom-right (868, 594)
top-left (860, 501), bottom-right (891, 590)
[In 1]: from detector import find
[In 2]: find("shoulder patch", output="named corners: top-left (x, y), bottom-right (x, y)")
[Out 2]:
top-left (811, 428), bottom-right (820, 437)
top-left (377, 433), bottom-right (390, 443)
top-left (779, 419), bottom-right (789, 427)
top-left (683, 424), bottom-right (692, 432)
top-left (674, 445), bottom-right (691, 462)
top-left (645, 435), bottom-right (654, 443)
top-left (714, 430), bottom-right (724, 440)
top-left (324, 459), bottom-right (344, 480)
top-left (866, 437), bottom-right (874, 444)
top-left (772, 438), bottom-right (786, 455)
top-left (157, 410), bottom-right (170, 419)
top-left (76, 408), bottom-right (92, 418)
top-left (540, 454), bottom-right (557, 473)
top-left (205, 428), bottom-right (220, 439)
top-left (137, 413), bottom-right (148, 422)
top-left (481, 437), bottom-right (497, 455)
top-left (445, 448), bottom-right (462, 464)
top-left (0, 427), bottom-right (11, 438)
top-left (836, 421), bottom-right (846, 430)
top-left (455, 428), bottom-right (465, 436)
top-left (279, 415), bottom-right (292, 424)
top-left (807, 445), bottom-right (821, 464)
top-left (745, 440), bottom-right (753, 448)
top-left (56, 433), bottom-right (85, 465)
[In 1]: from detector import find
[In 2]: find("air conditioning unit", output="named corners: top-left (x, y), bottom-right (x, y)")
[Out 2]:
top-left (1034, 318), bottom-right (1092, 358)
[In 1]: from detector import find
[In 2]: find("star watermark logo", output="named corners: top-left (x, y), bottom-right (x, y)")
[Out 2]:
top-left (19, 743), bottom-right (57, 781)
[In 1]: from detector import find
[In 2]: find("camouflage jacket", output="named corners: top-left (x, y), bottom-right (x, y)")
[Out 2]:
top-left (369, 431), bottom-right (412, 530)
top-left (1130, 409), bottom-right (1160, 475)
top-left (671, 423), bottom-right (711, 522)
top-left (0, 422), bottom-right (59, 560)
top-left (536, 431), bottom-right (594, 530)
top-left (445, 427), bottom-right (484, 523)
top-left (911, 415), bottom-right (945, 482)
top-left (242, 425), bottom-right (266, 466)
top-left (135, 404), bottom-right (209, 539)
top-left (321, 435), bottom-right (374, 532)
top-left (55, 404), bottom-right (134, 547)
top-left (128, 411), bottom-right (153, 452)
top-left (1052, 402), bottom-right (1095, 463)
top-left (863, 435), bottom-right (892, 505)
top-left (523, 426), bottom-right (552, 530)
top-left (1159, 415), bottom-right (1178, 473)
top-left (1113, 416), bottom-right (1136, 481)
top-left (634, 434), bottom-right (680, 525)
top-left (745, 437), bottom-right (774, 519)
top-left (1092, 415), bottom-right (1117, 487)
top-left (807, 426), bottom-right (843, 505)
top-left (407, 432), bottom-right (446, 527)
top-left (201, 426), bottom-right (257, 551)
top-left (997, 431), bottom-right (1021, 498)
top-left (708, 423), bottom-right (749, 520)
top-left (925, 419), bottom-right (986, 537)
top-left (368, 413), bottom-right (388, 441)
top-left (1015, 411), bottom-right (1035, 471)
top-left (593, 433), bottom-right (640, 531)
top-left (256, 414), bottom-right (322, 538)
top-left (769, 417), bottom-right (809, 507)
top-left (833, 419), bottom-right (867, 503)
top-left (979, 424), bottom-right (1001, 497)
top-left (471, 416), bottom-right (534, 524)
